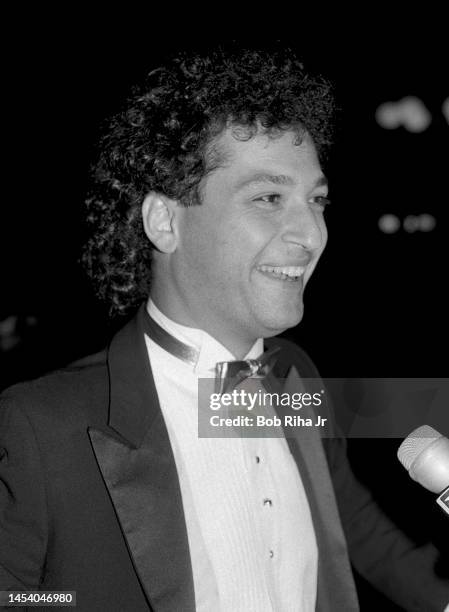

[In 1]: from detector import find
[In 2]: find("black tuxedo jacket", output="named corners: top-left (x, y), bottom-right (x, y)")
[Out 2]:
top-left (0, 306), bottom-right (448, 611)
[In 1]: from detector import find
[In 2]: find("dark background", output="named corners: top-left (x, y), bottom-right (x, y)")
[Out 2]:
top-left (1, 16), bottom-right (448, 610)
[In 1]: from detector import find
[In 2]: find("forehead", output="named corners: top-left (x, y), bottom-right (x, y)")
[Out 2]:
top-left (209, 127), bottom-right (323, 187)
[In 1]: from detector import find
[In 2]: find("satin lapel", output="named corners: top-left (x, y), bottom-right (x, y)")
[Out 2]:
top-left (88, 305), bottom-right (195, 612)
top-left (265, 366), bottom-right (359, 612)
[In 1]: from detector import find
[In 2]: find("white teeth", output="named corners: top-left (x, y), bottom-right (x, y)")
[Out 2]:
top-left (258, 265), bottom-right (306, 279)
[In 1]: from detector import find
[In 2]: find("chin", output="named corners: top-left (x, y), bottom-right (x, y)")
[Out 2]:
top-left (258, 308), bottom-right (304, 338)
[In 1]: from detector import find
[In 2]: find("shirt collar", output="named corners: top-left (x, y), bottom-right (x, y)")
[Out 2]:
top-left (147, 299), bottom-right (263, 376)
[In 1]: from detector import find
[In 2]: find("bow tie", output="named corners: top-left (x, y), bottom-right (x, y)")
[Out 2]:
top-left (214, 349), bottom-right (280, 395)
top-left (143, 309), bottom-right (280, 395)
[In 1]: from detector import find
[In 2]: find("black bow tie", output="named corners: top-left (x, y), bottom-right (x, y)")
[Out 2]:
top-left (143, 309), bottom-right (280, 394)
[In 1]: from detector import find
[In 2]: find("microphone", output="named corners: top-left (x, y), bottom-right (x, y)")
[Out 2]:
top-left (397, 425), bottom-right (449, 516)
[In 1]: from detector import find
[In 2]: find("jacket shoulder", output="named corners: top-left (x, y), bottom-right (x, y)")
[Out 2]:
top-left (0, 348), bottom-right (109, 427)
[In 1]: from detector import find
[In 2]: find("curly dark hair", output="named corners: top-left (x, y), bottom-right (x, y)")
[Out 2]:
top-left (82, 45), bottom-right (336, 317)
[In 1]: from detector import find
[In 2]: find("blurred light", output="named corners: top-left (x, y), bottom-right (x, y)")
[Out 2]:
top-left (378, 214), bottom-right (436, 234)
top-left (416, 214), bottom-right (436, 232)
top-left (443, 97), bottom-right (449, 124)
top-left (0, 314), bottom-right (39, 353)
top-left (0, 316), bottom-right (20, 352)
top-left (378, 214), bottom-right (401, 233)
top-left (375, 96), bottom-right (432, 132)
top-left (403, 215), bottom-right (421, 233)
top-left (403, 214), bottom-right (436, 233)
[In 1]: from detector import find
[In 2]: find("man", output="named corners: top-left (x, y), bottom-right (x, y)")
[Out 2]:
top-left (0, 47), bottom-right (448, 611)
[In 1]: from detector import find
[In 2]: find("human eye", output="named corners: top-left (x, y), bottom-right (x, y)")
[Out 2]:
top-left (311, 195), bottom-right (331, 211)
top-left (253, 193), bottom-right (282, 205)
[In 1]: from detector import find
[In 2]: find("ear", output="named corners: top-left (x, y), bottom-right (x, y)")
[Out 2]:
top-left (141, 192), bottom-right (179, 253)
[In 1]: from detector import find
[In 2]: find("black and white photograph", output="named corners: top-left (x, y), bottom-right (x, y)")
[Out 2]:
top-left (0, 14), bottom-right (448, 611)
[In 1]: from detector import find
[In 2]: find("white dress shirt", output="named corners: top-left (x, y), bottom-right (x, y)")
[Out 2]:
top-left (145, 299), bottom-right (318, 611)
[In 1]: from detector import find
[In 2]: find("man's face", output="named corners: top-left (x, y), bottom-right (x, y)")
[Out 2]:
top-left (164, 127), bottom-right (328, 353)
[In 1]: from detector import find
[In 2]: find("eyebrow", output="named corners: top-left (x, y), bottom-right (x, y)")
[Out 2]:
top-left (235, 173), bottom-right (328, 191)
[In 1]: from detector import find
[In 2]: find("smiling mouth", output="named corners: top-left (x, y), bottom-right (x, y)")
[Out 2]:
top-left (257, 265), bottom-right (306, 282)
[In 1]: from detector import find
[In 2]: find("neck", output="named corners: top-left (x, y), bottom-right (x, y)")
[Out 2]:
top-left (210, 335), bottom-right (254, 360)
top-left (148, 293), bottom-right (256, 360)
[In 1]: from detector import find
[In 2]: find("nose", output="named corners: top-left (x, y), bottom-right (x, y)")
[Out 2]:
top-left (281, 204), bottom-right (327, 252)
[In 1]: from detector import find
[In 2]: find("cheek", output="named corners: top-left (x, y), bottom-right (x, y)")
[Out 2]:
top-left (183, 225), bottom-right (234, 289)
top-left (180, 212), bottom-right (218, 266)
top-left (311, 214), bottom-right (328, 258)
top-left (228, 215), bottom-right (278, 262)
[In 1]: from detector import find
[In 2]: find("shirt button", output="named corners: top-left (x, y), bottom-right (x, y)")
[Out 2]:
top-left (269, 550), bottom-right (274, 558)
top-left (263, 498), bottom-right (272, 507)
top-left (255, 456), bottom-right (260, 463)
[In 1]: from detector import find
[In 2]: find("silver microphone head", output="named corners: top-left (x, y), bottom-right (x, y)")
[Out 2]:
top-left (398, 425), bottom-right (449, 493)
